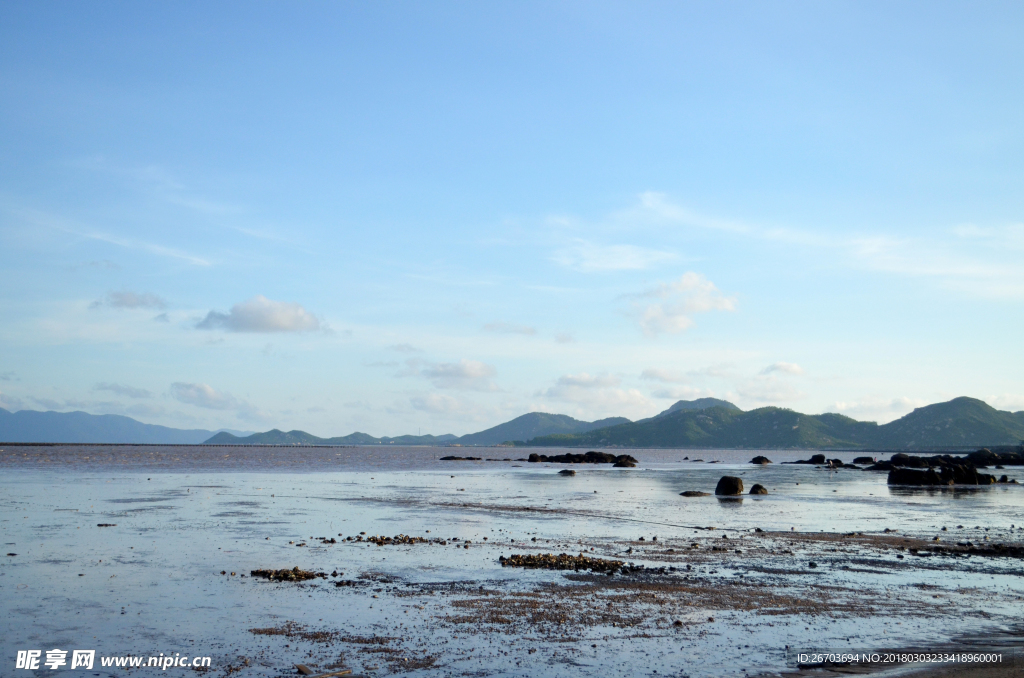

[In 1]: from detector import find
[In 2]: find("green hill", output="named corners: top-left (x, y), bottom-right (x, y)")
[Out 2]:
top-left (871, 397), bottom-right (1024, 449)
top-left (520, 397), bottom-right (1024, 450)
top-left (454, 412), bottom-right (630, 446)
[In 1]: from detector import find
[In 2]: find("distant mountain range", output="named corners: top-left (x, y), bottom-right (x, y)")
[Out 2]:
top-left (3, 396), bottom-right (1022, 450)
top-left (204, 412), bottom-right (628, 447)
top-left (0, 407), bottom-right (251, 444)
top-left (522, 397), bottom-right (1024, 450)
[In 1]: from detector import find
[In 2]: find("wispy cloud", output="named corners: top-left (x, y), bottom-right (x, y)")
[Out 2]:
top-left (388, 343), bottom-right (421, 353)
top-left (760, 362), bottom-right (804, 376)
top-left (539, 373), bottom-right (650, 419)
top-left (651, 386), bottom-right (715, 400)
top-left (640, 368), bottom-right (688, 383)
top-left (90, 291), bottom-right (168, 311)
top-left (410, 393), bottom-right (464, 414)
top-left (170, 382), bottom-right (239, 410)
top-left (483, 322), bottom-right (537, 335)
top-left (629, 272), bottom-right (737, 335)
top-left (197, 296), bottom-right (323, 333)
top-left (169, 382), bottom-right (270, 422)
top-left (0, 391), bottom-right (24, 410)
top-left (401, 359), bottom-right (499, 391)
top-left (829, 396), bottom-right (927, 424)
top-left (637, 193), bottom-right (1024, 298)
top-left (552, 239), bottom-right (676, 272)
top-left (94, 382), bottom-right (152, 399)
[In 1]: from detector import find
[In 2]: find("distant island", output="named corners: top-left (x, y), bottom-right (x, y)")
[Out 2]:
top-left (2, 396), bottom-right (1022, 450)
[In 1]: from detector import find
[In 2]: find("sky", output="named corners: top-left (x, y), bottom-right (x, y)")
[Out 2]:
top-left (1, 1), bottom-right (1022, 437)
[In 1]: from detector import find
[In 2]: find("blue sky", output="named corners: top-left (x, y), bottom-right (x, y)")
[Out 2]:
top-left (1, 1), bottom-right (1022, 436)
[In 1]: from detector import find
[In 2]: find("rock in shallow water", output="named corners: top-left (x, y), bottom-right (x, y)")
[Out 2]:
top-left (749, 484), bottom-right (768, 495)
top-left (715, 476), bottom-right (744, 495)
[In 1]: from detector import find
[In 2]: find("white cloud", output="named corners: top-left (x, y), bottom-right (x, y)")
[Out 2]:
top-left (986, 394), bottom-right (1024, 413)
top-left (388, 343), bottom-right (421, 353)
top-left (552, 239), bottom-right (676, 272)
top-left (402, 359), bottom-right (499, 391)
top-left (170, 382), bottom-right (239, 410)
top-left (91, 291), bottom-right (168, 311)
top-left (554, 333), bottom-right (575, 344)
top-left (630, 272), bottom-right (737, 336)
top-left (483, 322), bottom-right (537, 335)
top-left (196, 295), bottom-right (322, 333)
top-left (640, 368), bottom-right (688, 383)
top-left (94, 382), bottom-right (152, 398)
top-left (760, 362), bottom-right (804, 376)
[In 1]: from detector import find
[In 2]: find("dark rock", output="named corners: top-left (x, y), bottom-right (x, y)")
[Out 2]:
top-left (528, 451), bottom-right (639, 465)
top-left (784, 453), bottom-right (829, 465)
top-left (559, 469), bottom-right (576, 476)
top-left (888, 468), bottom-right (952, 486)
top-left (680, 491), bottom-right (710, 497)
top-left (613, 460), bottom-right (637, 468)
top-left (853, 456), bottom-right (875, 465)
top-left (439, 456), bottom-right (482, 461)
top-left (715, 476), bottom-right (744, 496)
top-left (750, 455), bottom-right (772, 465)
top-left (749, 484), bottom-right (768, 495)
top-left (500, 552), bottom-right (625, 573)
top-left (999, 475), bottom-right (1009, 483)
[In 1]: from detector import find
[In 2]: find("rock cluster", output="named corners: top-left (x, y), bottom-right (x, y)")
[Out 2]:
top-left (968, 447), bottom-right (1024, 466)
top-left (499, 552), bottom-right (625, 574)
top-left (250, 566), bottom-right (327, 582)
top-left (528, 451), bottom-right (638, 465)
top-left (367, 534), bottom-right (430, 546)
top-left (887, 466), bottom-right (997, 486)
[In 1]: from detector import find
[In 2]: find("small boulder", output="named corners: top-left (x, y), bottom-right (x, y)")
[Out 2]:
top-left (679, 491), bottom-right (710, 497)
top-left (613, 460), bottom-right (637, 468)
top-left (715, 476), bottom-right (744, 496)
top-left (749, 484), bottom-right (768, 495)
top-left (809, 454), bottom-right (827, 465)
top-left (559, 469), bottom-right (576, 476)
top-left (853, 456), bottom-right (875, 465)
top-left (750, 456), bottom-right (772, 465)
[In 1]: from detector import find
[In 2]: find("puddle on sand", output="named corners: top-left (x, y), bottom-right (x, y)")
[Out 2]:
top-left (0, 446), bottom-right (1022, 677)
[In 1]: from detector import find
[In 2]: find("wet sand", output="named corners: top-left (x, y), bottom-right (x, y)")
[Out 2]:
top-left (1, 445), bottom-right (1022, 676)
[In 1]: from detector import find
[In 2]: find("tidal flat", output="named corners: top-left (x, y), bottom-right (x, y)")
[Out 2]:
top-left (1, 445), bottom-right (1022, 677)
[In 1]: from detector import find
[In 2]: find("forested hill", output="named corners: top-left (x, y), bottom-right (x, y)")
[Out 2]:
top-left (520, 397), bottom-right (1024, 450)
